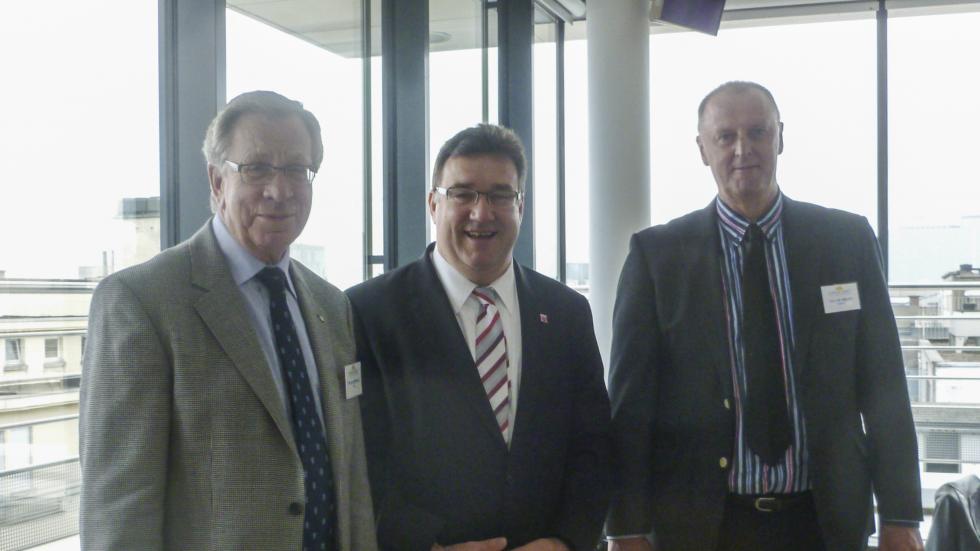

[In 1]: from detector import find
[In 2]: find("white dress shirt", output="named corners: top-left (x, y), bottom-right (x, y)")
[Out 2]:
top-left (211, 216), bottom-right (326, 431)
top-left (431, 247), bottom-right (522, 444)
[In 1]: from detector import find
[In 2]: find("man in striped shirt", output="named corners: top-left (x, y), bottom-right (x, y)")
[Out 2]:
top-left (606, 81), bottom-right (922, 551)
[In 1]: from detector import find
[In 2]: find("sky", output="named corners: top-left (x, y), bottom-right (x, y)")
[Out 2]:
top-left (1, 2), bottom-right (978, 284)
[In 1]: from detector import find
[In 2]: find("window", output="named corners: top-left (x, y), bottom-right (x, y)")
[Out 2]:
top-left (226, 2), bottom-right (367, 290)
top-left (44, 338), bottom-right (59, 359)
top-left (4, 338), bottom-right (24, 370)
top-left (533, 14), bottom-right (560, 280)
top-left (430, 0), bottom-right (487, 166)
top-left (44, 337), bottom-right (65, 369)
top-left (649, 18), bottom-right (878, 226)
top-left (1, 3), bottom-right (157, 547)
top-left (0, 427), bottom-right (31, 472)
top-left (888, 11), bottom-right (980, 283)
top-left (563, 35), bottom-right (590, 290)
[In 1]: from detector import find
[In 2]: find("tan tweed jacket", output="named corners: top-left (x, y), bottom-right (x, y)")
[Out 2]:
top-left (79, 222), bottom-right (377, 551)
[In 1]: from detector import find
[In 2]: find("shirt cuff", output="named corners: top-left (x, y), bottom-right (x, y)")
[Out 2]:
top-left (881, 519), bottom-right (920, 528)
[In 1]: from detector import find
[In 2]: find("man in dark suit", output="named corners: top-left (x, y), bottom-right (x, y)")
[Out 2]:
top-left (605, 82), bottom-right (923, 551)
top-left (347, 124), bottom-right (611, 551)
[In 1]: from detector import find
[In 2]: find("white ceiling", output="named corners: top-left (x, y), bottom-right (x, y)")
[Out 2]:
top-left (226, 0), bottom-right (980, 57)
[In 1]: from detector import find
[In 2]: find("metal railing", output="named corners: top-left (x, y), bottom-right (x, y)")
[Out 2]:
top-left (0, 458), bottom-right (79, 551)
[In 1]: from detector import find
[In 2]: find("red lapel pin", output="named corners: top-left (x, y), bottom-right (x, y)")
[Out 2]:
top-left (539, 313), bottom-right (549, 324)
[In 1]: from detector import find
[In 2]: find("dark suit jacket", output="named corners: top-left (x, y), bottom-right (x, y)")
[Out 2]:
top-left (605, 197), bottom-right (922, 551)
top-left (347, 245), bottom-right (612, 551)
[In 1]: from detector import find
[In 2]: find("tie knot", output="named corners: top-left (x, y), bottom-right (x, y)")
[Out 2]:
top-left (255, 266), bottom-right (287, 294)
top-left (746, 223), bottom-right (765, 241)
top-left (473, 287), bottom-right (497, 307)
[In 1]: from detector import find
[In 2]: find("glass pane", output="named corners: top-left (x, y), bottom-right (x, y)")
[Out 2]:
top-left (429, 0), bottom-right (485, 243)
top-left (650, 19), bottom-right (877, 227)
top-left (564, 35), bottom-right (590, 291)
top-left (533, 17), bottom-right (559, 279)
top-left (0, 3), bottom-right (158, 548)
top-left (371, 0), bottom-right (385, 265)
top-left (226, 2), bottom-right (366, 290)
top-left (888, 11), bottom-right (980, 283)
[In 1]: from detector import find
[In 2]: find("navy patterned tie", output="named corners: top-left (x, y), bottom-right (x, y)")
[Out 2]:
top-left (255, 267), bottom-right (337, 551)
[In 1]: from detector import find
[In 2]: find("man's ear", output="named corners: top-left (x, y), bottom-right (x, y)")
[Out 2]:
top-left (696, 135), bottom-right (709, 166)
top-left (777, 121), bottom-right (785, 155)
top-left (427, 189), bottom-right (438, 219)
top-left (208, 164), bottom-right (224, 208)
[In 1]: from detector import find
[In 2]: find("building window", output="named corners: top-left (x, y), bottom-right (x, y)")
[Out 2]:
top-left (4, 338), bottom-right (25, 371)
top-left (44, 337), bottom-right (65, 369)
top-left (45, 338), bottom-right (59, 359)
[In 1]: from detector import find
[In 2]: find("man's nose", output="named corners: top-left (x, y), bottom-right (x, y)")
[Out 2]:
top-left (469, 194), bottom-right (495, 220)
top-left (734, 134), bottom-right (751, 157)
top-left (263, 172), bottom-right (294, 200)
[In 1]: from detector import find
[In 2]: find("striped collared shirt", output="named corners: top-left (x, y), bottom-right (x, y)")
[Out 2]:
top-left (716, 192), bottom-right (810, 495)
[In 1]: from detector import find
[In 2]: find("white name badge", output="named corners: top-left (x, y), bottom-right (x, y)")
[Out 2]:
top-left (343, 361), bottom-right (363, 399)
top-left (821, 282), bottom-right (861, 314)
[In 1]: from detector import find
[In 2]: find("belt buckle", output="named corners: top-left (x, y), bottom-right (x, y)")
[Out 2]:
top-left (753, 496), bottom-right (779, 513)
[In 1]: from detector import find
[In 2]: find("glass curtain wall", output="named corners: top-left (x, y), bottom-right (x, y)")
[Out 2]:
top-left (562, 30), bottom-right (590, 290)
top-left (226, 1), bottom-right (367, 290)
top-left (0, 2), bottom-right (159, 549)
top-left (649, 18), bottom-right (878, 226)
top-left (888, 10), bottom-right (980, 284)
top-left (533, 13), bottom-right (560, 279)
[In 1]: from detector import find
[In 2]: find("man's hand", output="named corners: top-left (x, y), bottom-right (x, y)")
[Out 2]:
top-left (878, 525), bottom-right (923, 551)
top-left (432, 537), bottom-right (508, 551)
top-left (608, 536), bottom-right (655, 551)
top-left (512, 537), bottom-right (571, 551)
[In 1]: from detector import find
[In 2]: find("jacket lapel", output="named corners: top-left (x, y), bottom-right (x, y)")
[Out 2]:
top-left (781, 197), bottom-right (822, 377)
top-left (686, 203), bottom-right (735, 399)
top-left (509, 264), bottom-right (547, 451)
top-left (189, 222), bottom-right (296, 454)
top-left (416, 246), bottom-right (510, 451)
top-left (290, 266), bottom-right (347, 468)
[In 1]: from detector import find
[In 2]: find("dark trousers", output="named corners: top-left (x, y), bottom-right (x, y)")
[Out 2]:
top-left (715, 492), bottom-right (827, 551)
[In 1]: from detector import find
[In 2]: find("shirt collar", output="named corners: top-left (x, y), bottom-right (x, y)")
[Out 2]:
top-left (211, 215), bottom-right (297, 298)
top-left (430, 245), bottom-right (517, 317)
top-left (715, 190), bottom-right (784, 244)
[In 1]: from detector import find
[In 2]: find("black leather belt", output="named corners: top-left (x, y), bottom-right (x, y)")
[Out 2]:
top-left (728, 491), bottom-right (812, 513)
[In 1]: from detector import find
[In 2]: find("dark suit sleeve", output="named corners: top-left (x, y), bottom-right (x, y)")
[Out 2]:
top-left (606, 233), bottom-right (662, 537)
top-left (853, 219), bottom-right (923, 522)
top-left (553, 296), bottom-right (613, 550)
top-left (352, 304), bottom-right (446, 551)
top-left (79, 277), bottom-right (170, 550)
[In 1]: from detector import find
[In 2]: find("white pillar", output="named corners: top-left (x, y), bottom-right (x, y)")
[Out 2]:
top-left (587, 0), bottom-right (651, 368)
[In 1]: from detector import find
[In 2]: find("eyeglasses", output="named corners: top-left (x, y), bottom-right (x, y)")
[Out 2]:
top-left (434, 187), bottom-right (522, 208)
top-left (224, 160), bottom-right (317, 185)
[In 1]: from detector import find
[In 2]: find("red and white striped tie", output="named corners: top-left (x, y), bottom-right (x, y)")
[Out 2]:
top-left (473, 287), bottom-right (510, 439)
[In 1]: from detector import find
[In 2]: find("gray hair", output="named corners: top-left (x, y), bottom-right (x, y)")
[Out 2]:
top-left (697, 81), bottom-right (781, 130)
top-left (431, 124), bottom-right (527, 192)
top-left (202, 90), bottom-right (324, 170)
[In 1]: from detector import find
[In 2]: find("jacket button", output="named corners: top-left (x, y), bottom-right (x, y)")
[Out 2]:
top-left (723, 398), bottom-right (731, 410)
top-left (719, 457), bottom-right (729, 469)
top-left (289, 502), bottom-right (303, 515)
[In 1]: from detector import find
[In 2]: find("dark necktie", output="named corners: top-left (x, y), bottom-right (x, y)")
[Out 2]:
top-left (255, 267), bottom-right (337, 551)
top-left (741, 224), bottom-right (792, 466)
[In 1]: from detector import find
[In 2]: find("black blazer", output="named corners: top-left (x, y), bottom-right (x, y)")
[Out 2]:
top-left (605, 197), bottom-right (922, 551)
top-left (347, 245), bottom-right (611, 551)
